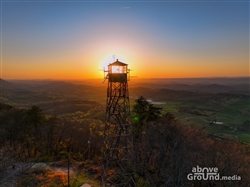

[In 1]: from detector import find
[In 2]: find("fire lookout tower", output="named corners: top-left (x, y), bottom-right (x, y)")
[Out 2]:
top-left (101, 59), bottom-right (135, 186)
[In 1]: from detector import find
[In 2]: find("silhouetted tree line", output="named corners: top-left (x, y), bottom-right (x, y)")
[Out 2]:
top-left (131, 96), bottom-right (250, 187)
top-left (0, 103), bottom-right (104, 170)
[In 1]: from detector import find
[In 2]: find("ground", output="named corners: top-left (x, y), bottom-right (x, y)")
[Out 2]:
top-left (0, 161), bottom-right (99, 187)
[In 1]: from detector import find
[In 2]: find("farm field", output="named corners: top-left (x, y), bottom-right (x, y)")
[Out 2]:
top-left (157, 99), bottom-right (250, 143)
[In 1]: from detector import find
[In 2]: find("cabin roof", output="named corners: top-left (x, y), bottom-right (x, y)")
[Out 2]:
top-left (109, 59), bottom-right (127, 66)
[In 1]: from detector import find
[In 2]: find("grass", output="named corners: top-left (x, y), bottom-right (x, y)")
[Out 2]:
top-left (160, 101), bottom-right (181, 113)
top-left (70, 171), bottom-right (100, 187)
top-left (237, 133), bottom-right (250, 143)
top-left (154, 98), bottom-right (250, 143)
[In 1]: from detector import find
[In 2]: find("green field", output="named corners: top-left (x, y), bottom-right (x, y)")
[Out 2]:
top-left (153, 96), bottom-right (250, 143)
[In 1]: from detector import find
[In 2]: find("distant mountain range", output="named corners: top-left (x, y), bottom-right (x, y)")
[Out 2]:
top-left (0, 78), bottom-right (13, 88)
top-left (1, 78), bottom-right (249, 96)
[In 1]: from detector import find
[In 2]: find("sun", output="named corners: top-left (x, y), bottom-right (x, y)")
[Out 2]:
top-left (98, 55), bottom-right (128, 70)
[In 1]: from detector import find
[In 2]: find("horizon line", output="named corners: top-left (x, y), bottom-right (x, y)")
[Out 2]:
top-left (1, 76), bottom-right (250, 81)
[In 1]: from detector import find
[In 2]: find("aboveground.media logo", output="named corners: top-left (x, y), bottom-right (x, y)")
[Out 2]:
top-left (187, 166), bottom-right (241, 181)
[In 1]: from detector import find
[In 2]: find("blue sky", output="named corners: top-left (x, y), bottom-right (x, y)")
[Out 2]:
top-left (1, 1), bottom-right (249, 79)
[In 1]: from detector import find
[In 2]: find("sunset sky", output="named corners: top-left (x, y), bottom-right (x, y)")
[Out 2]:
top-left (1, 1), bottom-right (249, 79)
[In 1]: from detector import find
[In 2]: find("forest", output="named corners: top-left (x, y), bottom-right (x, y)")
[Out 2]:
top-left (0, 78), bottom-right (249, 186)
